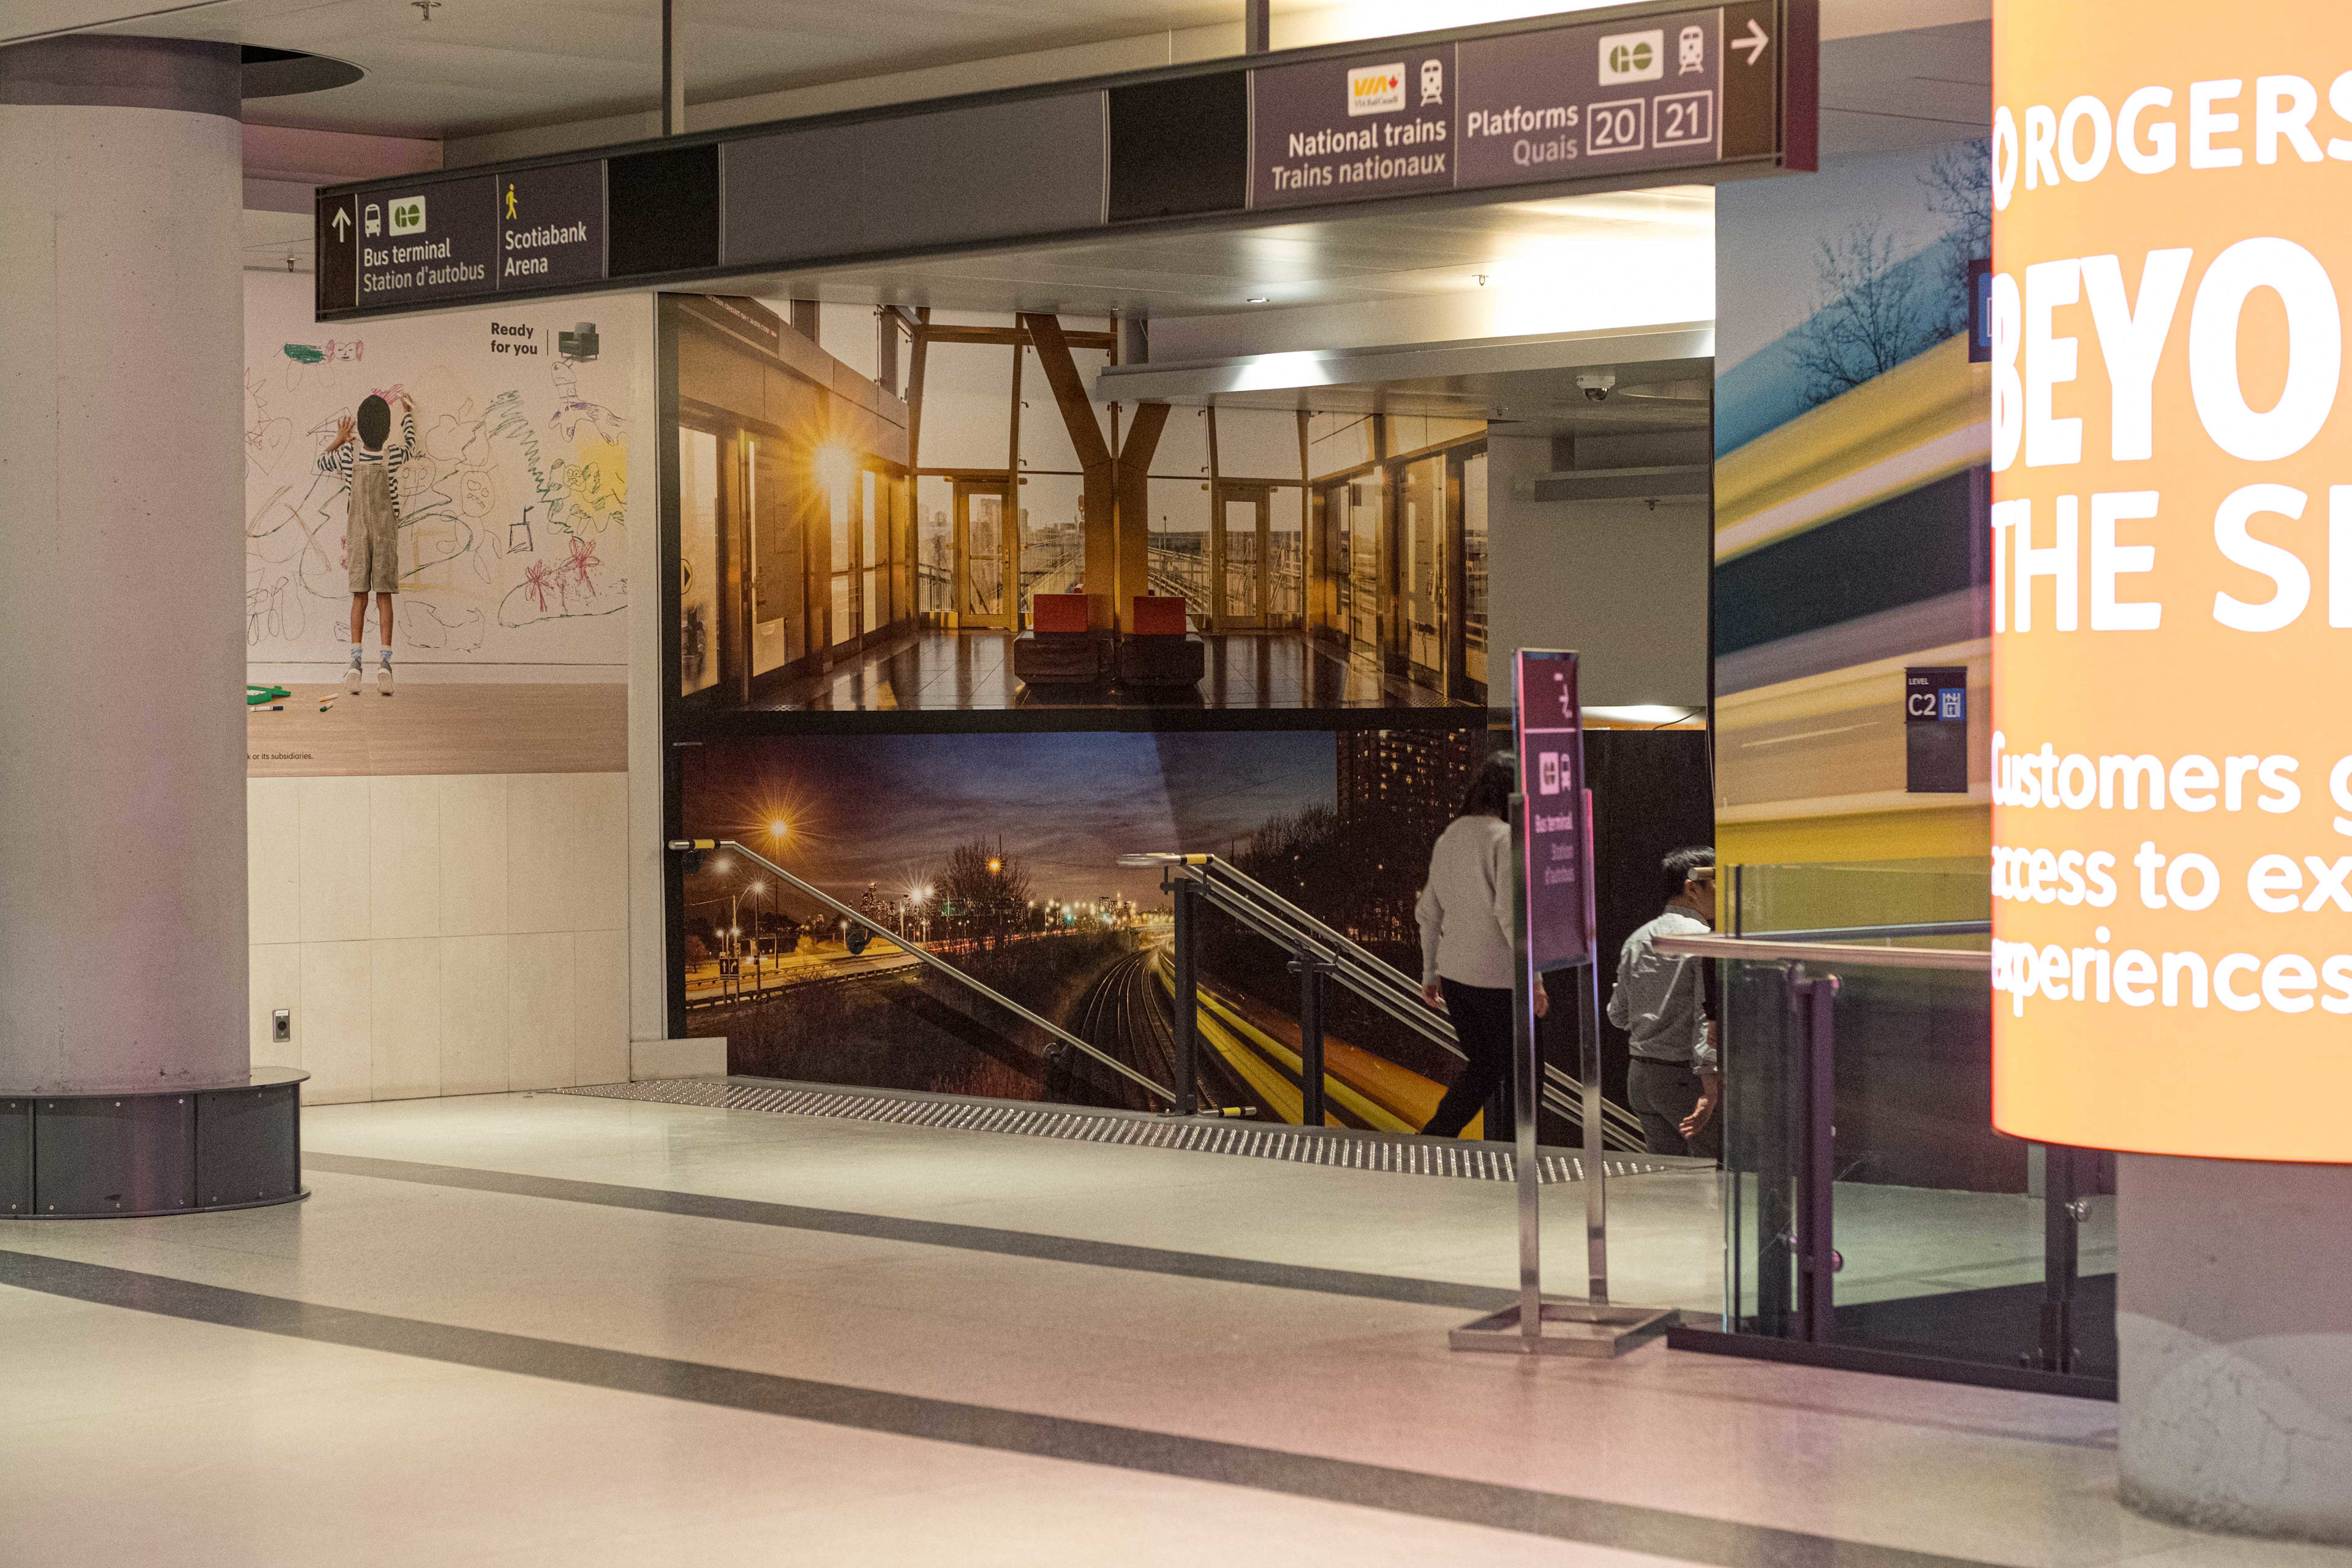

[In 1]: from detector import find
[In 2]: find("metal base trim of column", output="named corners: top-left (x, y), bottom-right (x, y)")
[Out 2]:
top-left (1, 1072), bottom-right (306, 1221)
top-left (7, 1191), bottom-right (312, 1221)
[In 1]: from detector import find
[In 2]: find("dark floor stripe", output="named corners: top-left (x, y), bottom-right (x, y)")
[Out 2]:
top-left (0, 1248), bottom-right (1994, 1568)
top-left (301, 1151), bottom-right (1519, 1313)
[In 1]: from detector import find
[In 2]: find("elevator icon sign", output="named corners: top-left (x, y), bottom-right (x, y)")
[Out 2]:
top-left (388, 196), bottom-right (428, 235)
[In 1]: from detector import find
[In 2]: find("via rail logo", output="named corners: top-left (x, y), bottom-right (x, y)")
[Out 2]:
top-left (1597, 28), bottom-right (1666, 84)
top-left (1348, 61), bottom-right (1406, 115)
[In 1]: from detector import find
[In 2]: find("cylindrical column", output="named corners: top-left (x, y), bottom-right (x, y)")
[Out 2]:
top-left (0, 36), bottom-right (248, 1095)
top-left (2119, 1156), bottom-right (2352, 1541)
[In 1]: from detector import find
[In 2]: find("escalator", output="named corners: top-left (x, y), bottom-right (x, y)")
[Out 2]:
top-left (1121, 852), bottom-right (1649, 1151)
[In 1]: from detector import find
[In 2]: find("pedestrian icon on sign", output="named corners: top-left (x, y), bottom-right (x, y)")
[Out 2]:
top-left (505, 183), bottom-right (517, 219)
top-left (1679, 25), bottom-right (1706, 73)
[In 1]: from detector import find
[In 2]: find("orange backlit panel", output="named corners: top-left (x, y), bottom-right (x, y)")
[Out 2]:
top-left (1992, 0), bottom-right (2352, 1159)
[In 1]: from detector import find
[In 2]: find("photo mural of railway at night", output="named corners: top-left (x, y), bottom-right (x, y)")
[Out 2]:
top-left (677, 726), bottom-right (1488, 1125)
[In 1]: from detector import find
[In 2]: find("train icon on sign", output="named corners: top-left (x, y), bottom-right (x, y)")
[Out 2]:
top-left (388, 196), bottom-right (427, 235)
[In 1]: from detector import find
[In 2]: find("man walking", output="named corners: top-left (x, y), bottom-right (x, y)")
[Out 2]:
top-left (1606, 846), bottom-right (1721, 1159)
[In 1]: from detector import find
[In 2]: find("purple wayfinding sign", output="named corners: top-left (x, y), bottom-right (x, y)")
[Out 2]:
top-left (1513, 649), bottom-right (1593, 971)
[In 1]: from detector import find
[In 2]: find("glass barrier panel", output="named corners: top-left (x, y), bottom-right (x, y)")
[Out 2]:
top-left (1733, 858), bottom-right (1989, 944)
top-left (1718, 949), bottom-right (2111, 1382)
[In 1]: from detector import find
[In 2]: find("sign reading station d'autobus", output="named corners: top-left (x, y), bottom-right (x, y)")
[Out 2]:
top-left (1513, 649), bottom-right (1593, 973)
top-left (1991, 0), bottom-right (2352, 1162)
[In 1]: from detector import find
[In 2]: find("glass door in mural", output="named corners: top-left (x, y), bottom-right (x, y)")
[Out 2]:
top-left (1347, 475), bottom-right (1384, 661)
top-left (860, 470), bottom-right (881, 643)
top-left (1459, 448), bottom-right (1488, 699)
top-left (1266, 488), bottom-right (1303, 626)
top-left (1214, 488), bottom-right (1268, 628)
top-left (825, 461), bottom-right (857, 654)
top-left (678, 428), bottom-right (721, 695)
top-left (748, 439), bottom-right (805, 678)
top-left (1399, 456), bottom-right (1444, 689)
top-left (955, 480), bottom-right (1016, 630)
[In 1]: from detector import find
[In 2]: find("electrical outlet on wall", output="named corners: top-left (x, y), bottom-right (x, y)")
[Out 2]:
top-left (272, 1009), bottom-right (292, 1044)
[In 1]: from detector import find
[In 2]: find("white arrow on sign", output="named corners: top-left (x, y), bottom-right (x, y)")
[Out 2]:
top-left (1734, 18), bottom-right (1771, 65)
top-left (331, 208), bottom-right (352, 241)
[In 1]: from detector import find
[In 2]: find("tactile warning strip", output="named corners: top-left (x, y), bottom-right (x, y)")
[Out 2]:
top-left (553, 1079), bottom-right (1691, 1185)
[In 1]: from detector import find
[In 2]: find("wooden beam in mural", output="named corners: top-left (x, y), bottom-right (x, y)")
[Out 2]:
top-left (1020, 313), bottom-right (1120, 631)
top-left (1114, 401), bottom-right (1171, 633)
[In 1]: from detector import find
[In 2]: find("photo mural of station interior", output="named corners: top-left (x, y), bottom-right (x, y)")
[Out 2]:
top-left (666, 293), bottom-right (1491, 714)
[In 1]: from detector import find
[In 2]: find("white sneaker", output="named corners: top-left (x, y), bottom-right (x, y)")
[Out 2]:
top-left (346, 657), bottom-right (363, 695)
top-left (376, 660), bottom-right (395, 696)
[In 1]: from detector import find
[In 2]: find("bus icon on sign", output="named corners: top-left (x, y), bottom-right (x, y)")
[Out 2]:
top-left (1597, 28), bottom-right (1665, 83)
top-left (388, 197), bottom-right (427, 235)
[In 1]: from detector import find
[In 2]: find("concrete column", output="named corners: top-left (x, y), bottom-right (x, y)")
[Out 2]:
top-left (2119, 1155), bottom-right (2352, 1542)
top-left (0, 37), bottom-right (248, 1093)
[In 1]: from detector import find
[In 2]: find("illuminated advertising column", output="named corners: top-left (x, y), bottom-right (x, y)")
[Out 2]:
top-left (1992, 2), bottom-right (2352, 1164)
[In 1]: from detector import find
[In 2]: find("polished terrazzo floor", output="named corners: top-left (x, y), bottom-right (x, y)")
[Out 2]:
top-left (0, 1091), bottom-right (2337, 1567)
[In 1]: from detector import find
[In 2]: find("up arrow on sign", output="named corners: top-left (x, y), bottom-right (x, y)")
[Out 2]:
top-left (1734, 17), bottom-right (1770, 64)
top-left (331, 208), bottom-right (352, 241)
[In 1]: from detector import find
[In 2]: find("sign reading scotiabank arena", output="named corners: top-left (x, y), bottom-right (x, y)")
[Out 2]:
top-left (1992, 1), bottom-right (2352, 1161)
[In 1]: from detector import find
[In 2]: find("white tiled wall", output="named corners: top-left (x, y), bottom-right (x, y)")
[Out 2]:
top-left (248, 773), bottom-right (630, 1104)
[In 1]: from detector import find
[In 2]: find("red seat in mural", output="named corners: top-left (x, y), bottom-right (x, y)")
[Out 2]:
top-left (1011, 592), bottom-right (1110, 685)
top-left (1117, 595), bottom-right (1204, 688)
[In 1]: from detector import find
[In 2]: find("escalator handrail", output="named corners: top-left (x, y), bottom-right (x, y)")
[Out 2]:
top-left (1123, 851), bottom-right (1648, 1147)
top-left (695, 840), bottom-right (1178, 1106)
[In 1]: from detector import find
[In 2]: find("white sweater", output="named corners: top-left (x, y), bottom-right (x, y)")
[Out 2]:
top-left (1414, 815), bottom-right (1516, 990)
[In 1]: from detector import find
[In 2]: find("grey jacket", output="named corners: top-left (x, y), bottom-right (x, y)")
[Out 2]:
top-left (1606, 909), bottom-right (1716, 1070)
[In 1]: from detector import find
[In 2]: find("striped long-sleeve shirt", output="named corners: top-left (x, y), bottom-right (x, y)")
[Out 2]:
top-left (318, 406), bottom-right (418, 486)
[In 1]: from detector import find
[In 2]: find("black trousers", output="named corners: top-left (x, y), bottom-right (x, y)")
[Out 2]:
top-left (1627, 1057), bottom-right (1722, 1160)
top-left (1423, 979), bottom-right (1516, 1139)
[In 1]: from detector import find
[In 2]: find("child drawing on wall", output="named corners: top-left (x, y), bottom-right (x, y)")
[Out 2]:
top-left (320, 390), bottom-right (417, 694)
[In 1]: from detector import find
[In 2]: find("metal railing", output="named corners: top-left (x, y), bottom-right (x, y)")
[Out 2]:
top-left (673, 839), bottom-right (1178, 1107)
top-left (1654, 932), bottom-right (1991, 972)
top-left (1122, 852), bottom-right (1647, 1147)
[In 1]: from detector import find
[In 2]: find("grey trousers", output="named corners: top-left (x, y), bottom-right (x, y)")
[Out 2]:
top-left (1627, 1057), bottom-right (1721, 1160)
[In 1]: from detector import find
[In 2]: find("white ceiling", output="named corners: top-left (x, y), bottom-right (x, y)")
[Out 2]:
top-left (43, 1), bottom-right (1989, 150)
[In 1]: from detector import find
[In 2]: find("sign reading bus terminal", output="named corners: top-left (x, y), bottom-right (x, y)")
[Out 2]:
top-left (1991, 0), bottom-right (2352, 1161)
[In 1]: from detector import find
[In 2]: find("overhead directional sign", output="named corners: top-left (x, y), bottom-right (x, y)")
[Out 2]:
top-left (496, 162), bottom-right (605, 290)
top-left (355, 175), bottom-right (495, 309)
top-left (318, 0), bottom-right (1815, 322)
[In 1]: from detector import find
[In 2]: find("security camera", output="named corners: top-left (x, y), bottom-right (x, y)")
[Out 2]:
top-left (1577, 371), bottom-right (1616, 402)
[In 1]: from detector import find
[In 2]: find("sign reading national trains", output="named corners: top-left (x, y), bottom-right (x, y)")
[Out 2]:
top-left (1252, 45), bottom-right (1458, 208)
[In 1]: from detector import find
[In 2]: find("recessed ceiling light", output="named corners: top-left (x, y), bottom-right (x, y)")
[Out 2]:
top-left (1246, 296), bottom-right (1269, 304)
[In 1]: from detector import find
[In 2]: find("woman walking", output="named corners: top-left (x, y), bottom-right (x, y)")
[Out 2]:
top-left (1415, 753), bottom-right (1545, 1138)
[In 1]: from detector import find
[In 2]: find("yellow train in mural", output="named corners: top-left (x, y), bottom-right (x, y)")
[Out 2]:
top-left (1713, 336), bottom-right (1992, 896)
